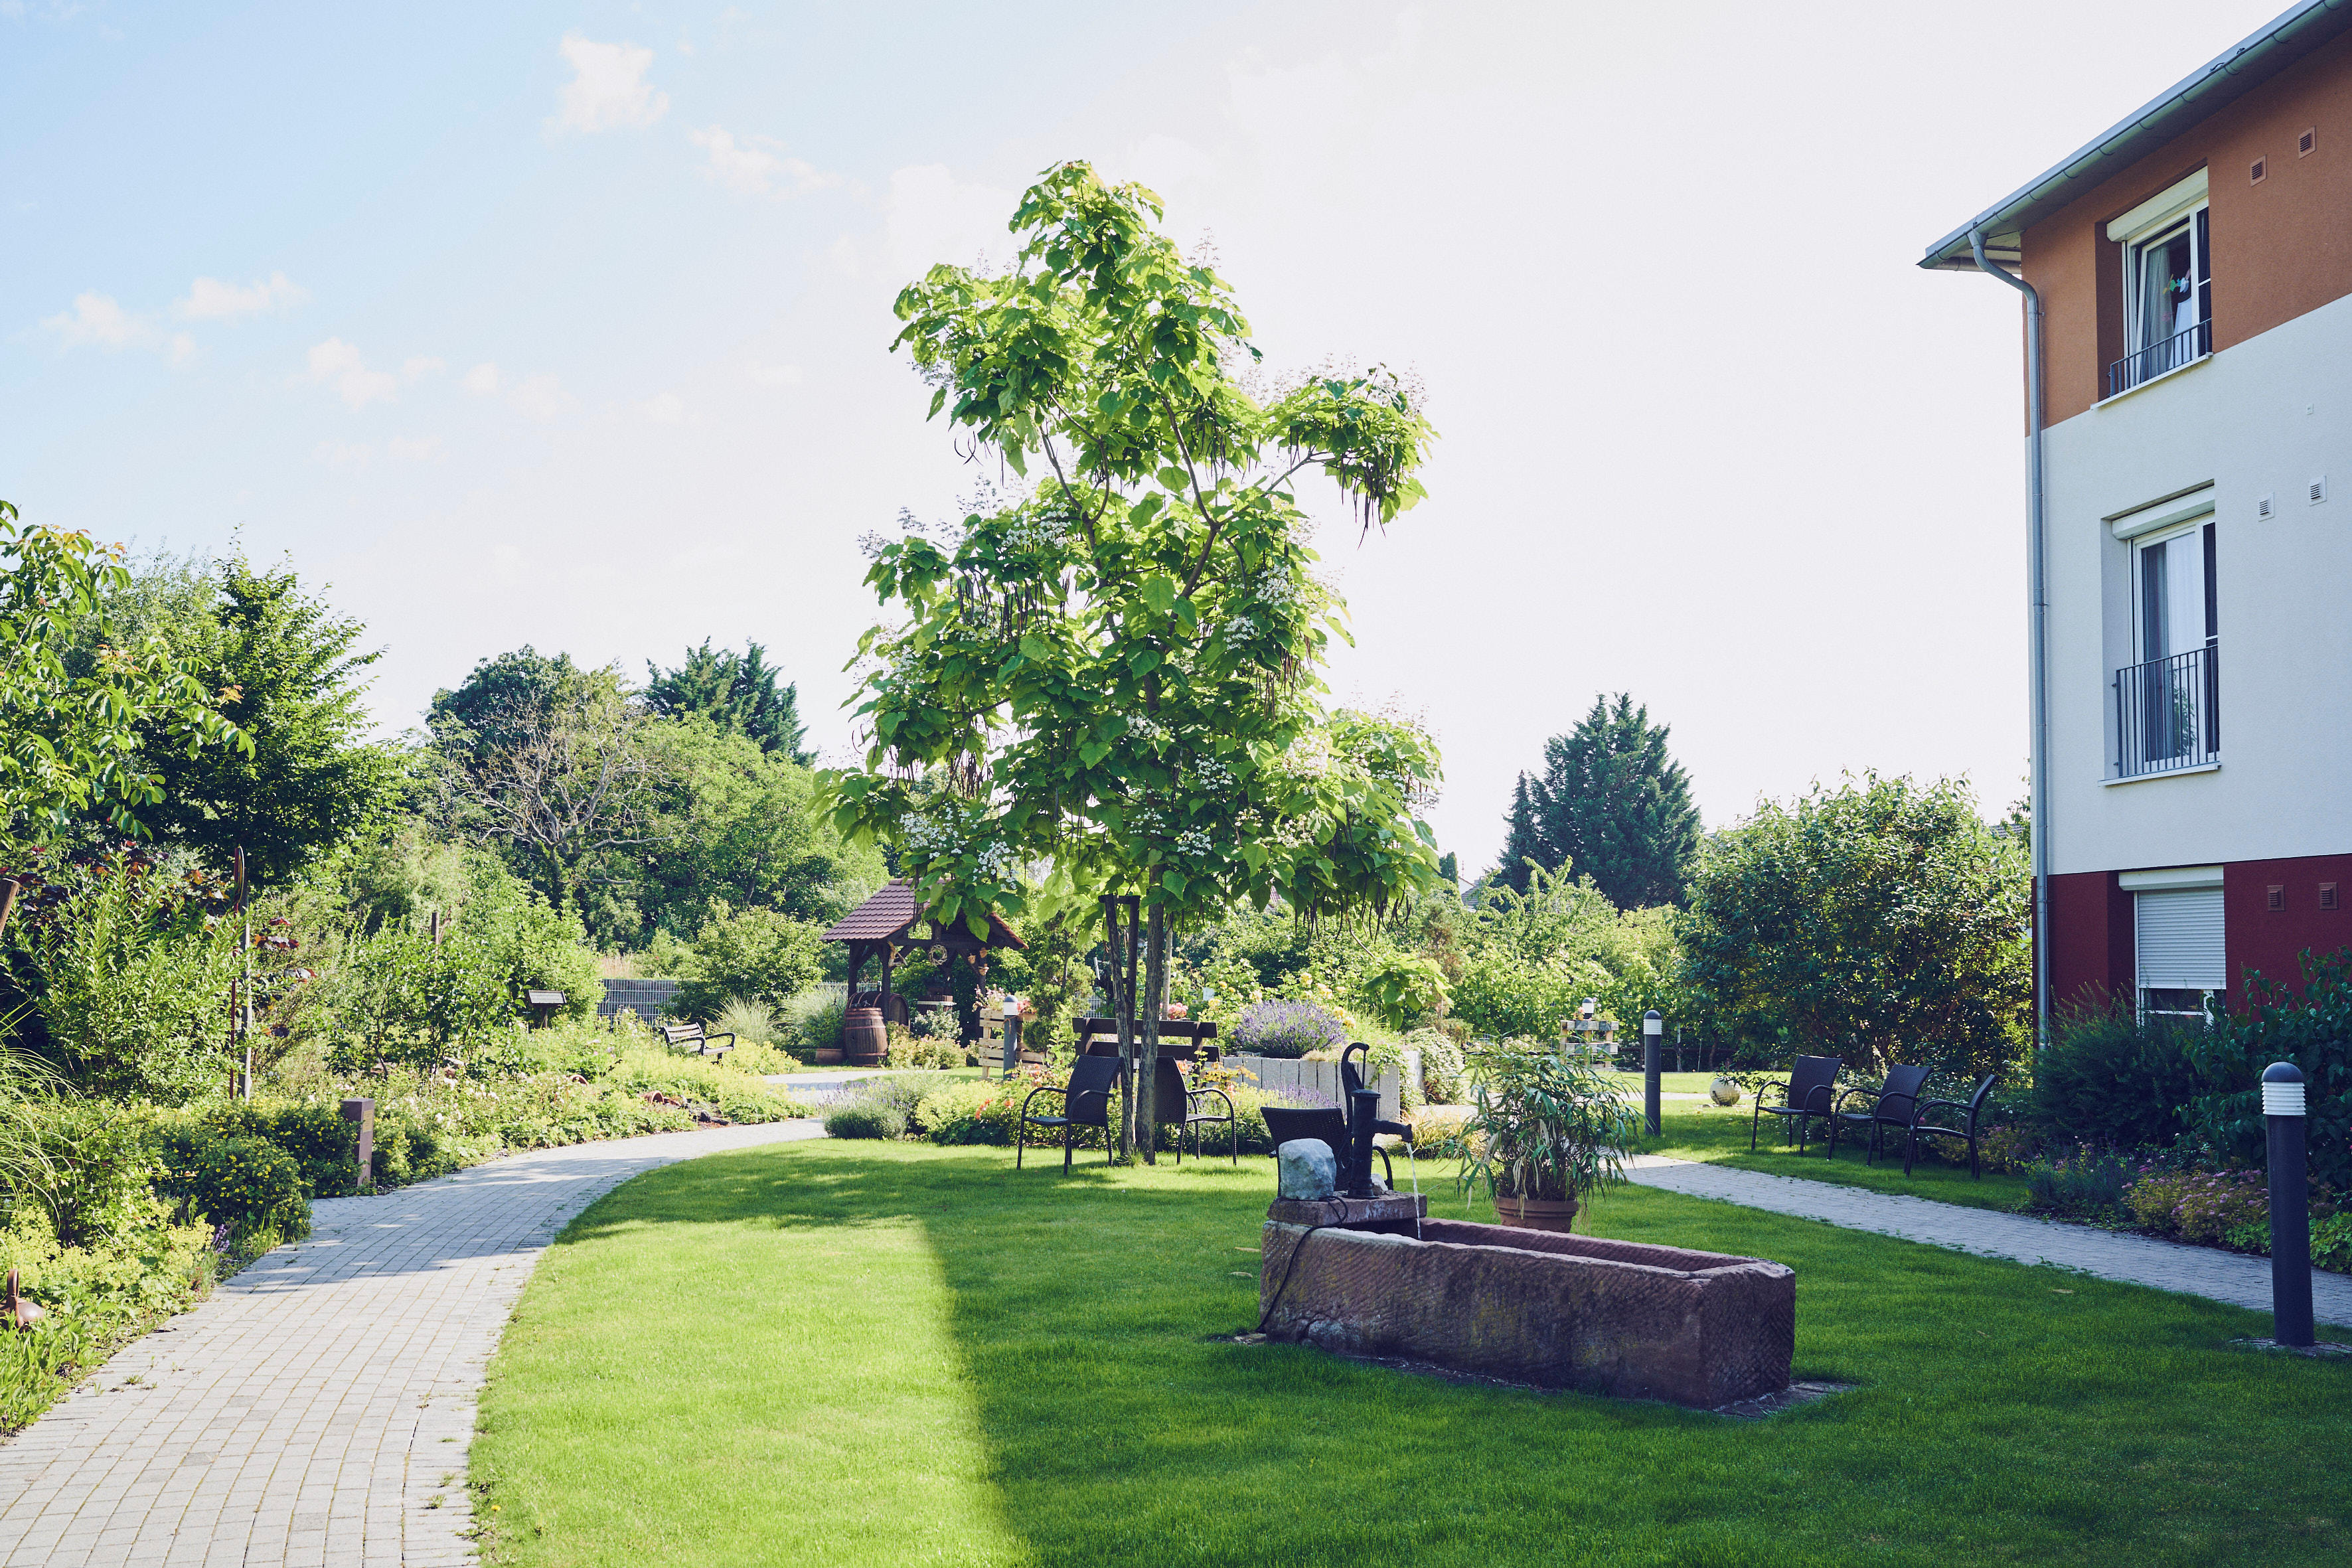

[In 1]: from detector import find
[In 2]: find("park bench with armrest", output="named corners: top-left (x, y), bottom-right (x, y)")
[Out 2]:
top-left (659, 1022), bottom-right (736, 1059)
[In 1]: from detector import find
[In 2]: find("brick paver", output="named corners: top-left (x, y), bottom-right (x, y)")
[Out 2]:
top-left (1626, 1154), bottom-right (2352, 1328)
top-left (0, 1120), bottom-right (823, 1567)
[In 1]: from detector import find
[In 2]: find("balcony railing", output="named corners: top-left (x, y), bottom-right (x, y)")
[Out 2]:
top-left (2114, 643), bottom-right (2219, 779)
top-left (2108, 319), bottom-right (2211, 398)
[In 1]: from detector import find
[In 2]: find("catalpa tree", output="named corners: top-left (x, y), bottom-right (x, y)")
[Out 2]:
top-left (831, 162), bottom-right (1442, 1158)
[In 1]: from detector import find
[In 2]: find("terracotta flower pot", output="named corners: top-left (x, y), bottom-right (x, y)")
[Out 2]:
top-left (1492, 1193), bottom-right (1581, 1233)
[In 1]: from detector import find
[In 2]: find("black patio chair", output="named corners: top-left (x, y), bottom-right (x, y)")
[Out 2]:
top-left (1016, 1056), bottom-right (1122, 1172)
top-left (1826, 1063), bottom-right (1932, 1165)
top-left (1905, 1073), bottom-right (1999, 1178)
top-left (1750, 1055), bottom-right (1843, 1154)
top-left (1155, 1057), bottom-right (1238, 1166)
top-left (1262, 1105), bottom-right (1394, 1187)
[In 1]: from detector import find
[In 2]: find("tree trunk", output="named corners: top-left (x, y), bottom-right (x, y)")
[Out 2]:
top-left (1135, 900), bottom-right (1170, 1164)
top-left (1102, 894), bottom-right (1140, 1160)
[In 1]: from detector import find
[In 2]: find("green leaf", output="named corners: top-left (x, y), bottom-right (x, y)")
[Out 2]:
top-left (1139, 575), bottom-right (1176, 615)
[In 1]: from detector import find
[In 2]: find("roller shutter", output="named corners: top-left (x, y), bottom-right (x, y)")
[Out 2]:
top-left (2135, 888), bottom-right (2227, 990)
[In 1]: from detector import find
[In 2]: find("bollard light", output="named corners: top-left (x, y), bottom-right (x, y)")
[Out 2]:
top-left (2263, 1061), bottom-right (2313, 1348)
top-left (1000, 993), bottom-right (1022, 1077)
top-left (1642, 1010), bottom-right (1664, 1137)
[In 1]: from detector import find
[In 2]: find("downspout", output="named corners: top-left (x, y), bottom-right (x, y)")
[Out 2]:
top-left (1969, 228), bottom-right (2051, 1054)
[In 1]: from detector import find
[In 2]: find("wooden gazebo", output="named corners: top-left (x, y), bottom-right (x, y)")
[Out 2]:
top-left (820, 880), bottom-right (1025, 1028)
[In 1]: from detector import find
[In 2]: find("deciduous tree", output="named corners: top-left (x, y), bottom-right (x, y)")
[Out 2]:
top-left (830, 163), bottom-right (1442, 1157)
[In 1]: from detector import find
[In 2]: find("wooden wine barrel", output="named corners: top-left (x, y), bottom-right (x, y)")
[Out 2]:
top-left (842, 1006), bottom-right (888, 1066)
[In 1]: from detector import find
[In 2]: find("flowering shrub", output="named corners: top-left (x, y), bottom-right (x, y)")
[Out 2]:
top-left (1407, 1028), bottom-right (1468, 1105)
top-left (1975, 1121), bottom-right (2043, 1175)
top-left (166, 1135), bottom-right (307, 1245)
top-left (1232, 1000), bottom-right (1346, 1059)
top-left (2023, 1145), bottom-right (2136, 1218)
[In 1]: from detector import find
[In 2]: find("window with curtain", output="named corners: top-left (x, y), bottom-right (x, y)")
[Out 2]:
top-left (2125, 206), bottom-right (2210, 381)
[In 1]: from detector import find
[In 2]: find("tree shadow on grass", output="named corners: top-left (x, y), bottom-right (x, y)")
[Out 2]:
top-left (548, 1142), bottom-right (2352, 1568)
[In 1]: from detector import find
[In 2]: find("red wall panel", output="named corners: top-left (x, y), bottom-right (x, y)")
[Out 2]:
top-left (2225, 853), bottom-right (2352, 992)
top-left (2047, 869), bottom-right (2134, 1016)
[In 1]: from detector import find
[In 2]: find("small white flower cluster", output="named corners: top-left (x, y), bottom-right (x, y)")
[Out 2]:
top-left (1125, 802), bottom-right (1166, 836)
top-left (1251, 562), bottom-right (1304, 610)
top-left (1126, 714), bottom-right (1172, 746)
top-left (1002, 507), bottom-right (1073, 555)
top-left (975, 840), bottom-right (1021, 881)
top-left (1271, 809), bottom-right (1330, 850)
top-left (1176, 828), bottom-right (1216, 859)
top-left (1217, 613), bottom-right (1257, 641)
top-left (898, 809), bottom-right (961, 856)
top-left (1187, 755), bottom-right (1233, 793)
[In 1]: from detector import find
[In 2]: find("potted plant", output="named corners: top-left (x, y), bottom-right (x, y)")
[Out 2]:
top-left (1454, 1040), bottom-right (1638, 1233)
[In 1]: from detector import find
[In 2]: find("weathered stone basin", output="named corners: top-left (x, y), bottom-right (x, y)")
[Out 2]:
top-left (1259, 1210), bottom-right (1794, 1407)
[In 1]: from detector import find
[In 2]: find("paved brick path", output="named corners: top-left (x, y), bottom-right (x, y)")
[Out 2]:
top-left (0, 1121), bottom-right (823, 1568)
top-left (1627, 1154), bottom-right (2352, 1328)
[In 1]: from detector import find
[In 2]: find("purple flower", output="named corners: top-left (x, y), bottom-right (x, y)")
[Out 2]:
top-left (1231, 1000), bottom-right (1347, 1059)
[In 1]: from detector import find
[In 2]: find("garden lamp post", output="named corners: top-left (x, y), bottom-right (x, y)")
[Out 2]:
top-left (1643, 1011), bottom-right (1664, 1137)
top-left (235, 846), bottom-right (252, 1103)
top-left (1001, 994), bottom-right (1021, 1077)
top-left (2263, 1061), bottom-right (2313, 1348)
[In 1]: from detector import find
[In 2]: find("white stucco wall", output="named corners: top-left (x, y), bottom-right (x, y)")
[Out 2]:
top-left (2041, 289), bottom-right (2352, 876)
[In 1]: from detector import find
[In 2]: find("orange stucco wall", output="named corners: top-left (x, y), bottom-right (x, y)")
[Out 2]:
top-left (2021, 31), bottom-right (2352, 426)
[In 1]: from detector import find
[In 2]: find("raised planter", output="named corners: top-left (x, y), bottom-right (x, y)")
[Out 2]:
top-left (1259, 1214), bottom-right (1794, 1408)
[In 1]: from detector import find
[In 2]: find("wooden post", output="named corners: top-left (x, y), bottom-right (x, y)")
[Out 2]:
top-left (341, 1098), bottom-right (376, 1192)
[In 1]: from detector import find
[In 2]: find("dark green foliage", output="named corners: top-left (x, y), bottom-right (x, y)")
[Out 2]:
top-left (1680, 773), bottom-right (2030, 1078)
top-left (123, 556), bottom-right (400, 885)
top-left (425, 646), bottom-right (582, 769)
top-left (2033, 1006), bottom-right (2207, 1150)
top-left (2183, 950), bottom-right (2352, 1189)
top-left (1495, 773), bottom-right (1544, 894)
top-left (1525, 694), bottom-right (1701, 909)
top-left (173, 1101), bottom-right (360, 1198)
top-left (1436, 852), bottom-right (1458, 888)
top-left (2024, 1146), bottom-right (2138, 1219)
top-left (643, 641), bottom-right (810, 764)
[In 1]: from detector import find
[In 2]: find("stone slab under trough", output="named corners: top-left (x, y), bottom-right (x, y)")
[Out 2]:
top-left (1259, 1216), bottom-right (1794, 1408)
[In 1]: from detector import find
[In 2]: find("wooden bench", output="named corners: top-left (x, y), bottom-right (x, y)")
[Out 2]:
top-left (659, 1022), bottom-right (736, 1059)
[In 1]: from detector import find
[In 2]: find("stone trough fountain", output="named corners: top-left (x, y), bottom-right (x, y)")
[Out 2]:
top-left (1257, 1086), bottom-right (1795, 1409)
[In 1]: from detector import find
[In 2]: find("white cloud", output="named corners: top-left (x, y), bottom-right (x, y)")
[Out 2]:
top-left (313, 439), bottom-right (372, 469)
top-left (639, 391), bottom-right (686, 424)
top-left (507, 373), bottom-right (572, 421)
top-left (42, 291), bottom-right (152, 349)
top-left (401, 355), bottom-right (445, 382)
top-left (387, 435), bottom-right (442, 462)
top-left (550, 35), bottom-right (668, 134)
top-left (463, 362), bottom-right (499, 395)
top-left (747, 361), bottom-right (802, 387)
top-left (303, 338), bottom-right (398, 408)
top-left (175, 272), bottom-right (307, 321)
top-left (167, 333), bottom-right (196, 365)
top-left (688, 125), bottom-right (836, 198)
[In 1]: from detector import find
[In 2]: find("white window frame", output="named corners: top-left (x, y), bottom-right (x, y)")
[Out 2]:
top-left (2106, 169), bottom-right (2211, 395)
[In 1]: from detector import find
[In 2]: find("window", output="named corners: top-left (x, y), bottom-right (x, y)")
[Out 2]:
top-left (2106, 171), bottom-right (2212, 396)
top-left (2134, 884), bottom-right (2225, 1021)
top-left (2115, 518), bottom-right (2219, 775)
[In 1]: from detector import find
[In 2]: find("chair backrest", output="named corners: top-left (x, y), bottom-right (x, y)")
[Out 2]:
top-left (1064, 1055), bottom-right (1122, 1127)
top-left (1876, 1063), bottom-right (1932, 1116)
top-left (1789, 1056), bottom-right (1842, 1111)
top-left (1964, 1073), bottom-right (1998, 1111)
top-left (1262, 1106), bottom-right (1349, 1169)
top-left (1151, 1058), bottom-right (1190, 1125)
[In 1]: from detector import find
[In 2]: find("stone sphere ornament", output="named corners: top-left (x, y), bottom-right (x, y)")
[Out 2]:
top-left (1709, 1075), bottom-right (1743, 1107)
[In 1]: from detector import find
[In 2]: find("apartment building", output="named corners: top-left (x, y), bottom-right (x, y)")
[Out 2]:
top-left (1923, 1), bottom-right (2352, 1021)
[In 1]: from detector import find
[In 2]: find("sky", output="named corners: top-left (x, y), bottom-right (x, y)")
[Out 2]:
top-left (0, 0), bottom-right (2296, 878)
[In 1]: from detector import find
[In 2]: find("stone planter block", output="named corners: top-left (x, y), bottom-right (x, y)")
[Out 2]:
top-left (1259, 1215), bottom-right (1793, 1407)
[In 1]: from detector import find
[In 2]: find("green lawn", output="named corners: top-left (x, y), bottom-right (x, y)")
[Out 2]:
top-left (1629, 1097), bottom-right (2037, 1213)
top-left (473, 1141), bottom-right (2349, 1567)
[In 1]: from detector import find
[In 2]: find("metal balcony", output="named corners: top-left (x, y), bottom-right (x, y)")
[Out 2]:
top-left (2107, 319), bottom-right (2210, 398)
top-left (2114, 643), bottom-right (2219, 779)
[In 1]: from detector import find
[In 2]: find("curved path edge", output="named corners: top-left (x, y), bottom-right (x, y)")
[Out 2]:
top-left (0, 1119), bottom-right (824, 1567)
top-left (1626, 1153), bottom-right (2352, 1328)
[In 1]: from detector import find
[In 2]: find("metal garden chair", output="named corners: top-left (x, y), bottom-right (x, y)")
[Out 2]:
top-left (1826, 1063), bottom-right (1933, 1164)
top-left (1750, 1055), bottom-right (1843, 1154)
top-left (1016, 1056), bottom-right (1122, 1172)
top-left (1906, 1073), bottom-right (2000, 1177)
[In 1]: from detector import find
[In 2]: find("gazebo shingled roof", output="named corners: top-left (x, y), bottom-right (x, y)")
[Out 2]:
top-left (821, 880), bottom-right (1026, 951)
